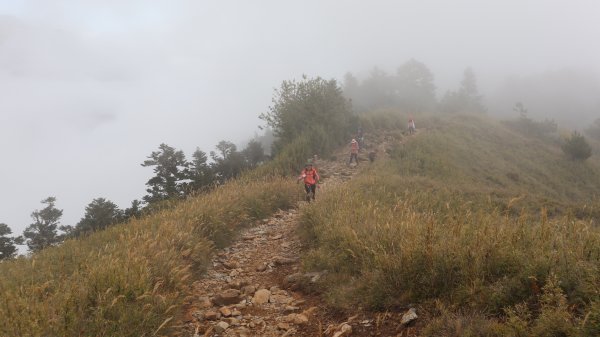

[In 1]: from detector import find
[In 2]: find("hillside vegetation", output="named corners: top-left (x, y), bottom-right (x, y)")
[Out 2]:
top-left (301, 113), bottom-right (600, 336)
top-left (0, 75), bottom-right (353, 336)
top-left (0, 177), bottom-right (298, 336)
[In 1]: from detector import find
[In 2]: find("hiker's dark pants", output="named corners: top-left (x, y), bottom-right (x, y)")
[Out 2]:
top-left (304, 183), bottom-right (316, 199)
top-left (349, 153), bottom-right (358, 165)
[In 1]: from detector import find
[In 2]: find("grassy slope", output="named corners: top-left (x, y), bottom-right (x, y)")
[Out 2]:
top-left (301, 113), bottom-right (600, 335)
top-left (0, 178), bottom-right (298, 337)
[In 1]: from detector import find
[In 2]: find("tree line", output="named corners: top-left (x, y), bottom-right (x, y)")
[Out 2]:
top-left (343, 59), bottom-right (486, 115)
top-left (4, 62), bottom-right (591, 260)
top-left (0, 137), bottom-right (271, 258)
top-left (1, 74), bottom-right (352, 259)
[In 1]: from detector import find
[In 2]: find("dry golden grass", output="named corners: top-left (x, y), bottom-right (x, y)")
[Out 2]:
top-left (0, 177), bottom-right (297, 336)
top-left (300, 114), bottom-right (600, 336)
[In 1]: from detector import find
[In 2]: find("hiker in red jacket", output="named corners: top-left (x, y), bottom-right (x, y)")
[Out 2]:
top-left (297, 163), bottom-right (320, 202)
top-left (349, 139), bottom-right (359, 166)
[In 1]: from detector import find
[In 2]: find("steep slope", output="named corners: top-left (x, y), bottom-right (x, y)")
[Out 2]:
top-left (299, 114), bottom-right (600, 336)
top-left (0, 179), bottom-right (298, 337)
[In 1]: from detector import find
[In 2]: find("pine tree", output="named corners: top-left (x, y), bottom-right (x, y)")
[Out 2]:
top-left (22, 197), bottom-right (63, 252)
top-left (71, 198), bottom-right (122, 236)
top-left (0, 223), bottom-right (21, 260)
top-left (210, 141), bottom-right (247, 183)
top-left (440, 67), bottom-right (486, 114)
top-left (123, 199), bottom-right (143, 220)
top-left (188, 148), bottom-right (214, 191)
top-left (242, 140), bottom-right (266, 168)
top-left (395, 59), bottom-right (437, 112)
top-left (141, 143), bottom-right (189, 203)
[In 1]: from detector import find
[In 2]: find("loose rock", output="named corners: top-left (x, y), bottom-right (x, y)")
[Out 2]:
top-left (277, 322), bottom-right (291, 330)
top-left (401, 308), bottom-right (418, 325)
top-left (218, 306), bottom-right (232, 317)
top-left (213, 289), bottom-right (241, 306)
top-left (252, 289), bottom-right (271, 305)
top-left (197, 296), bottom-right (212, 309)
top-left (332, 323), bottom-right (352, 337)
top-left (214, 321), bottom-right (229, 333)
top-left (284, 313), bottom-right (309, 325)
top-left (204, 310), bottom-right (220, 321)
top-left (274, 256), bottom-right (296, 265)
top-left (255, 263), bottom-right (268, 272)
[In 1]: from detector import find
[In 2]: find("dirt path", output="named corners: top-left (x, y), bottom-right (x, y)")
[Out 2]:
top-left (182, 132), bottom-right (421, 337)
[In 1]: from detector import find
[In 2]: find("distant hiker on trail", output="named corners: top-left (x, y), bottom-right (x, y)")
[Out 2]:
top-left (349, 139), bottom-right (359, 166)
top-left (357, 126), bottom-right (364, 148)
top-left (408, 118), bottom-right (416, 134)
top-left (297, 162), bottom-right (320, 202)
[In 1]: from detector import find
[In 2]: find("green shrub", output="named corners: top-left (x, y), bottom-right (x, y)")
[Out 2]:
top-left (562, 131), bottom-right (592, 161)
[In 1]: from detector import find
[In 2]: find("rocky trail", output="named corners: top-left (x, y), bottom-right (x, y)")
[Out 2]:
top-left (182, 132), bottom-right (422, 337)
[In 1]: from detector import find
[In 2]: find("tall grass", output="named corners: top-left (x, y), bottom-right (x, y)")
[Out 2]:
top-left (0, 177), bottom-right (297, 336)
top-left (300, 114), bottom-right (600, 335)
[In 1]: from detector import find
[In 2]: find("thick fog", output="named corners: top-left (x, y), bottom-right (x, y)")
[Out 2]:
top-left (1, 0), bottom-right (599, 236)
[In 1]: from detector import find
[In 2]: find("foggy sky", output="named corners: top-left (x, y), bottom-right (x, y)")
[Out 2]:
top-left (1, 0), bottom-right (600, 236)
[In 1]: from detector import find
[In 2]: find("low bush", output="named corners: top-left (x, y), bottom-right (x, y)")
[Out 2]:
top-left (562, 131), bottom-right (592, 161)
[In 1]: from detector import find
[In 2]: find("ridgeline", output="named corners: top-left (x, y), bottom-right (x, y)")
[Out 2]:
top-left (2, 111), bottom-right (600, 335)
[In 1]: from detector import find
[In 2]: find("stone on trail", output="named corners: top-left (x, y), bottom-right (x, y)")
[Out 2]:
top-left (212, 289), bottom-right (241, 306)
top-left (203, 310), bottom-right (220, 321)
top-left (192, 311), bottom-right (205, 321)
top-left (224, 317), bottom-right (240, 326)
top-left (277, 322), bottom-right (291, 330)
top-left (252, 289), bottom-right (271, 305)
top-left (273, 256), bottom-right (296, 265)
top-left (241, 285), bottom-right (256, 295)
top-left (218, 306), bottom-right (232, 317)
top-left (401, 307), bottom-right (418, 325)
top-left (283, 305), bottom-right (300, 313)
top-left (214, 321), bottom-right (229, 333)
top-left (302, 306), bottom-right (318, 317)
top-left (222, 260), bottom-right (239, 269)
top-left (197, 296), bottom-right (212, 309)
top-left (332, 323), bottom-right (353, 337)
top-left (255, 262), bottom-right (268, 272)
top-left (283, 313), bottom-right (309, 325)
top-left (269, 294), bottom-right (293, 304)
